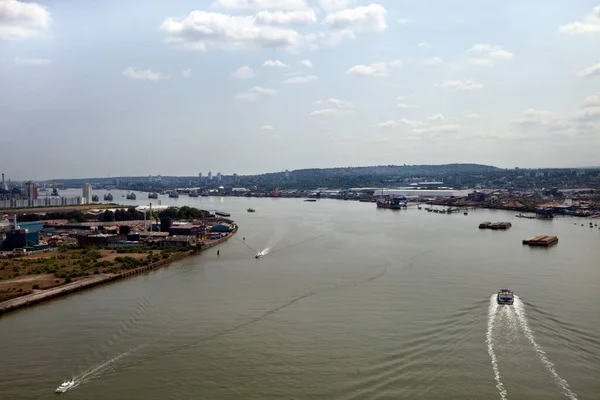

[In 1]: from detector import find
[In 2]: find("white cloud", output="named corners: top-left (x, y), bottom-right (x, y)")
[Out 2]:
top-left (160, 11), bottom-right (300, 51)
top-left (0, 0), bottom-right (50, 40)
top-left (232, 65), bottom-right (256, 80)
top-left (423, 57), bottom-right (444, 66)
top-left (418, 42), bottom-right (431, 49)
top-left (310, 108), bottom-right (340, 116)
top-left (317, 0), bottom-right (356, 12)
top-left (464, 112), bottom-right (480, 119)
top-left (397, 18), bottom-right (409, 24)
top-left (284, 74), bottom-right (318, 84)
top-left (512, 109), bottom-right (553, 127)
top-left (319, 3), bottom-right (387, 45)
top-left (14, 56), bottom-right (50, 65)
top-left (468, 58), bottom-right (493, 67)
top-left (181, 68), bottom-right (192, 78)
top-left (255, 10), bottom-right (316, 25)
top-left (235, 85), bottom-right (277, 101)
top-left (580, 63), bottom-right (600, 78)
top-left (581, 93), bottom-right (600, 107)
top-left (300, 59), bottom-right (312, 68)
top-left (252, 86), bottom-right (277, 94)
top-left (263, 59), bottom-right (289, 68)
top-left (466, 43), bottom-right (514, 66)
top-left (261, 124), bottom-right (275, 130)
top-left (522, 109), bottom-right (552, 118)
top-left (314, 98), bottom-right (353, 108)
top-left (399, 118), bottom-right (423, 127)
top-left (427, 114), bottom-right (444, 121)
top-left (346, 60), bottom-right (401, 77)
top-left (440, 80), bottom-right (483, 91)
top-left (211, 0), bottom-right (307, 10)
top-left (122, 67), bottom-right (168, 81)
top-left (376, 120), bottom-right (399, 128)
top-left (397, 102), bottom-right (419, 109)
top-left (412, 124), bottom-right (460, 135)
top-left (559, 6), bottom-right (600, 35)
top-left (573, 107), bottom-right (600, 123)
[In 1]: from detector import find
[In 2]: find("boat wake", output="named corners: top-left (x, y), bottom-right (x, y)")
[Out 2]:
top-left (487, 295), bottom-right (508, 400)
top-left (513, 296), bottom-right (578, 400)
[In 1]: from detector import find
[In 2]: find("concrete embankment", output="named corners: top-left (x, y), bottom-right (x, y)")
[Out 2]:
top-left (0, 226), bottom-right (237, 316)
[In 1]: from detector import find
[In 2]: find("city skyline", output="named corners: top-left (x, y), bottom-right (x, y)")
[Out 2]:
top-left (1, 0), bottom-right (599, 180)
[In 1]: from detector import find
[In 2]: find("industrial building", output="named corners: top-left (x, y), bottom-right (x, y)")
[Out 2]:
top-left (82, 183), bottom-right (92, 204)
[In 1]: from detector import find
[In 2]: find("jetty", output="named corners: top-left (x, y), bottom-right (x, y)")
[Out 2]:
top-left (522, 235), bottom-right (558, 247)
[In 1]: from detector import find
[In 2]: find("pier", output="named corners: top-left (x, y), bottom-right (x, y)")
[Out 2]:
top-left (522, 235), bottom-right (559, 247)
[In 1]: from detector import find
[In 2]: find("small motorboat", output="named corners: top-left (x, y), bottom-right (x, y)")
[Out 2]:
top-left (255, 253), bottom-right (262, 259)
top-left (55, 379), bottom-right (75, 393)
top-left (247, 208), bottom-right (255, 213)
top-left (497, 289), bottom-right (514, 305)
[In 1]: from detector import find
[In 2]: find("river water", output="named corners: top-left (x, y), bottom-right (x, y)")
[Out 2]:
top-left (1, 193), bottom-right (599, 399)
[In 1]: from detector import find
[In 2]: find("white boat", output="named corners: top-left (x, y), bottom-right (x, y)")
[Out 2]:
top-left (55, 379), bottom-right (75, 393)
top-left (497, 289), bottom-right (514, 305)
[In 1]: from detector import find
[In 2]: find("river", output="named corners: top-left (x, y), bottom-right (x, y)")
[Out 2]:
top-left (1, 193), bottom-right (599, 399)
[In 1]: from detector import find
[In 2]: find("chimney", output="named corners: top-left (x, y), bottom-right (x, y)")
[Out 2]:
top-left (13, 214), bottom-right (17, 231)
top-left (1, 173), bottom-right (4, 184)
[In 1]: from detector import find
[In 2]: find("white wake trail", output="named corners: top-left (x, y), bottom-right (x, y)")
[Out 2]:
top-left (487, 295), bottom-right (508, 400)
top-left (74, 344), bottom-right (146, 387)
top-left (513, 296), bottom-right (578, 400)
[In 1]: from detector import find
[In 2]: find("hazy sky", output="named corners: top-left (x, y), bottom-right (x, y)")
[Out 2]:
top-left (1, 0), bottom-right (599, 180)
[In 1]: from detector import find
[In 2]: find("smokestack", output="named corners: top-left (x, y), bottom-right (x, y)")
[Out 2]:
top-left (13, 214), bottom-right (17, 231)
top-left (1, 173), bottom-right (4, 184)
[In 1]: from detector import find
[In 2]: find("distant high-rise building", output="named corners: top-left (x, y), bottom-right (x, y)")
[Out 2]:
top-left (233, 173), bottom-right (238, 184)
top-left (284, 169), bottom-right (290, 180)
top-left (149, 175), bottom-right (153, 183)
top-left (216, 172), bottom-right (222, 183)
top-left (24, 181), bottom-right (37, 200)
top-left (82, 183), bottom-right (92, 204)
top-left (208, 171), bottom-right (213, 180)
top-left (113, 178), bottom-right (120, 187)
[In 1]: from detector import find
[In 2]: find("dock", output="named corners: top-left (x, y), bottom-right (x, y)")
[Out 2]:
top-left (522, 235), bottom-right (558, 247)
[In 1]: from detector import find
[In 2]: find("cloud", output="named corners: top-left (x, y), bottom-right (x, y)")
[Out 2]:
top-left (284, 74), bottom-right (318, 84)
top-left (181, 68), bottom-right (192, 78)
top-left (397, 102), bottom-right (419, 109)
top-left (317, 0), bottom-right (356, 12)
top-left (580, 63), bottom-right (600, 78)
top-left (160, 11), bottom-right (300, 51)
top-left (346, 60), bottom-right (401, 77)
top-left (440, 80), bottom-right (483, 91)
top-left (464, 112), bottom-right (480, 119)
top-left (559, 6), bottom-right (600, 35)
top-left (399, 118), bottom-right (423, 127)
top-left (122, 67), bottom-right (168, 81)
top-left (232, 65), bottom-right (256, 80)
top-left (581, 93), bottom-right (600, 107)
top-left (14, 56), bottom-right (50, 65)
top-left (300, 59), bottom-right (312, 68)
top-left (0, 0), bottom-right (50, 40)
top-left (427, 114), bottom-right (444, 121)
top-left (412, 124), bottom-right (460, 135)
top-left (263, 59), bottom-right (289, 68)
top-left (318, 3), bottom-right (387, 45)
top-left (423, 57), bottom-right (443, 66)
top-left (466, 43), bottom-right (514, 66)
top-left (235, 85), bottom-right (277, 100)
top-left (467, 58), bottom-right (493, 67)
top-left (310, 108), bottom-right (340, 116)
top-left (255, 9), bottom-right (317, 25)
top-left (376, 120), bottom-right (399, 128)
top-left (418, 42), bottom-right (431, 49)
top-left (261, 124), bottom-right (275, 130)
top-left (512, 109), bottom-right (553, 127)
top-left (397, 18), bottom-right (409, 24)
top-left (573, 107), bottom-right (600, 123)
top-left (314, 98), bottom-right (353, 108)
top-left (211, 0), bottom-right (307, 10)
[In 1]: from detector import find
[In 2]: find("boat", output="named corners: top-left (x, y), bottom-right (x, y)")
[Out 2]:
top-left (247, 208), bottom-right (256, 213)
top-left (103, 193), bottom-right (113, 201)
top-left (169, 191), bottom-right (179, 198)
top-left (255, 253), bottom-right (262, 259)
top-left (126, 192), bottom-right (136, 200)
top-left (51, 188), bottom-right (59, 196)
top-left (479, 221), bottom-right (492, 229)
top-left (497, 289), bottom-right (514, 305)
top-left (304, 199), bottom-right (317, 202)
top-left (148, 192), bottom-right (158, 199)
top-left (189, 190), bottom-right (199, 197)
top-left (215, 211), bottom-right (230, 217)
top-left (91, 194), bottom-right (99, 202)
top-left (376, 197), bottom-right (403, 209)
top-left (55, 379), bottom-right (75, 393)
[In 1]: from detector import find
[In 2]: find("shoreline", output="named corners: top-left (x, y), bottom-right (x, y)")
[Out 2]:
top-left (0, 224), bottom-right (237, 316)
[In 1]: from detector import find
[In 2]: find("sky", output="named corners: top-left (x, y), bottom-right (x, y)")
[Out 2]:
top-left (0, 0), bottom-right (599, 180)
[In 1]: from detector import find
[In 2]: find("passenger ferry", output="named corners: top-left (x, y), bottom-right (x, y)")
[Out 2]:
top-left (55, 379), bottom-right (75, 393)
top-left (497, 289), bottom-right (514, 305)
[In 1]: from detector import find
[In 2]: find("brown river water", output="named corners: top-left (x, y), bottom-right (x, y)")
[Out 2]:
top-left (1, 193), bottom-right (599, 399)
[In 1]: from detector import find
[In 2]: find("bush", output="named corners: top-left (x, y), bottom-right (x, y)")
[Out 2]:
top-left (65, 277), bottom-right (72, 283)
top-left (32, 284), bottom-right (40, 289)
